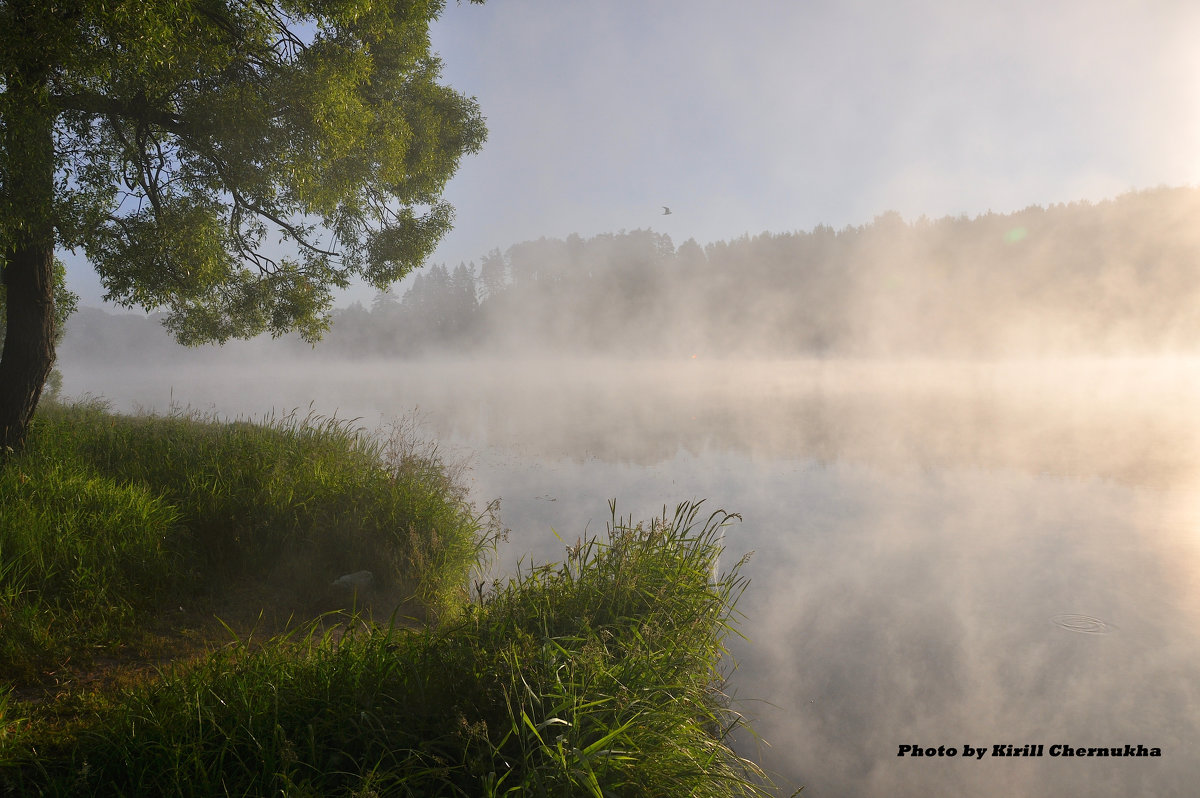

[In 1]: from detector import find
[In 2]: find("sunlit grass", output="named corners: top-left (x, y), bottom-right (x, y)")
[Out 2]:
top-left (2, 502), bottom-right (779, 796)
top-left (0, 399), bottom-right (492, 682)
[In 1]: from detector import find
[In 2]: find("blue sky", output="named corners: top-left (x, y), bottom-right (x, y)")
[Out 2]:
top-left (63, 0), bottom-right (1200, 308)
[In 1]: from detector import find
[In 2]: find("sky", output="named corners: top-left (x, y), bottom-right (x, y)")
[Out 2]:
top-left (63, 0), bottom-right (1200, 309)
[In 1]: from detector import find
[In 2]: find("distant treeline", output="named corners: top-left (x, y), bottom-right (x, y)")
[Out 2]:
top-left (61, 186), bottom-right (1200, 360)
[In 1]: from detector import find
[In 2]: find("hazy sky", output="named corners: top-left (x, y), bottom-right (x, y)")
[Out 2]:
top-left (63, 0), bottom-right (1200, 308)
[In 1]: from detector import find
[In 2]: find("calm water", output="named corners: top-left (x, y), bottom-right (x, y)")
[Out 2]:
top-left (62, 356), bottom-right (1200, 797)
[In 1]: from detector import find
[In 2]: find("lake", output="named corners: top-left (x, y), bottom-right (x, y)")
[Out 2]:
top-left (60, 355), bottom-right (1200, 797)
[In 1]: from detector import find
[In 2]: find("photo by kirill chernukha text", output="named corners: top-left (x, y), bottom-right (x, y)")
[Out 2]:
top-left (898, 744), bottom-right (1162, 759)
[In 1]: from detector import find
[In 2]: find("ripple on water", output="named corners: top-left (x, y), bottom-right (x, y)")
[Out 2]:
top-left (1051, 613), bottom-right (1113, 634)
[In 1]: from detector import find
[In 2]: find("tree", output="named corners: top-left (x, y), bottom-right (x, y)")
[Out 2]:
top-left (0, 0), bottom-right (487, 453)
top-left (477, 247), bottom-right (506, 300)
top-left (448, 260), bottom-right (478, 334)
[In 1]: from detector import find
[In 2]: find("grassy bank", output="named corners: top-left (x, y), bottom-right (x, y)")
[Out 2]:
top-left (0, 400), bottom-right (492, 683)
top-left (0, 402), bottom-right (781, 795)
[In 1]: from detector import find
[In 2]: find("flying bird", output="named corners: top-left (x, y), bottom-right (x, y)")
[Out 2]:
top-left (662, 206), bottom-right (672, 215)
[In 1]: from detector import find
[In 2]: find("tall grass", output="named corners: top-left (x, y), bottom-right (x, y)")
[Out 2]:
top-left (0, 399), bottom-right (492, 681)
top-left (2, 502), bottom-right (779, 797)
top-left (0, 408), bottom-right (181, 681)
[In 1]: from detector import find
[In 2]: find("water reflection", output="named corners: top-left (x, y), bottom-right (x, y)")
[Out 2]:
top-left (60, 357), bottom-right (1200, 796)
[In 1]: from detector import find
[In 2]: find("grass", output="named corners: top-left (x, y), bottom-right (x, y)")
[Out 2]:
top-left (0, 400), bottom-right (785, 796)
top-left (0, 399), bottom-right (494, 683)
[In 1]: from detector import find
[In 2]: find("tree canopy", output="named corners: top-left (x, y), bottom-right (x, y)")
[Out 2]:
top-left (0, 0), bottom-right (487, 450)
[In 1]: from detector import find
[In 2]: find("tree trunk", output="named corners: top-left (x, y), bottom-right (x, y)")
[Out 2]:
top-left (0, 69), bottom-right (57, 456)
top-left (0, 242), bottom-right (56, 454)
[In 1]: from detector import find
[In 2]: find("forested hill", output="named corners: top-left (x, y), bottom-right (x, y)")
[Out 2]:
top-left (63, 186), bottom-right (1200, 360)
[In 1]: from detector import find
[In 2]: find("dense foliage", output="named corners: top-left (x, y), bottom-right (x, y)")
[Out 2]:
top-left (1, 0), bottom-right (486, 343)
top-left (0, 0), bottom-right (487, 451)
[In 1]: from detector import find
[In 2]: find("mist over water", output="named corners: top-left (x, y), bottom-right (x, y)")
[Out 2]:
top-left (58, 353), bottom-right (1200, 796)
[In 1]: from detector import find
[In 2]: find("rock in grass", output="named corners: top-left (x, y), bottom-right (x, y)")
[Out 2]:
top-left (331, 570), bottom-right (374, 591)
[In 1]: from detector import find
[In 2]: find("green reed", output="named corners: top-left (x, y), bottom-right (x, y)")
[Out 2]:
top-left (3, 502), bottom-right (783, 797)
